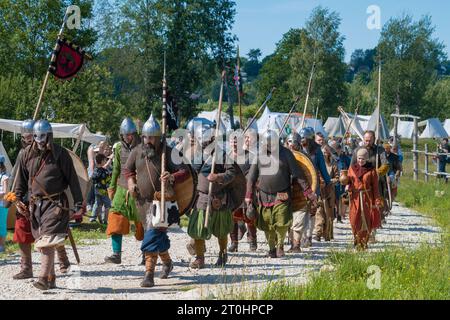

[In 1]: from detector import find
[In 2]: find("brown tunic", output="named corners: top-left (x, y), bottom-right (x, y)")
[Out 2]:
top-left (246, 145), bottom-right (310, 207)
top-left (15, 144), bottom-right (83, 239)
top-left (124, 144), bottom-right (188, 205)
top-left (193, 148), bottom-right (237, 211)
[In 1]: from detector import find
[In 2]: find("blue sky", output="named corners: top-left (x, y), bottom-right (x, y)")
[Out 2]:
top-left (232, 0), bottom-right (450, 62)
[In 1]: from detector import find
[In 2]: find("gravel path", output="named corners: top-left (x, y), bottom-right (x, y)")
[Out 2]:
top-left (0, 203), bottom-right (441, 300)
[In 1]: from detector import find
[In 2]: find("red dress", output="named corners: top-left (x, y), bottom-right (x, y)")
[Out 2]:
top-left (348, 164), bottom-right (382, 246)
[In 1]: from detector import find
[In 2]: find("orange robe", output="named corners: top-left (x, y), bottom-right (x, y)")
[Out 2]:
top-left (348, 164), bottom-right (382, 246)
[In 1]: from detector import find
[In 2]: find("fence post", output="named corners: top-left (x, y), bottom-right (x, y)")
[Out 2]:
top-left (424, 144), bottom-right (428, 182)
top-left (413, 118), bottom-right (419, 181)
top-left (436, 146), bottom-right (441, 181)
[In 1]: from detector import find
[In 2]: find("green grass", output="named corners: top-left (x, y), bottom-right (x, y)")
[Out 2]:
top-left (239, 173), bottom-right (449, 300)
top-left (248, 244), bottom-right (449, 300)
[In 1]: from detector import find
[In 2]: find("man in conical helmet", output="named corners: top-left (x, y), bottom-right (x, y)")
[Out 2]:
top-left (104, 117), bottom-right (143, 264)
top-left (246, 130), bottom-right (317, 258)
top-left (12, 120), bottom-right (72, 281)
top-left (187, 120), bottom-right (238, 269)
top-left (15, 120), bottom-right (83, 290)
top-left (124, 114), bottom-right (189, 287)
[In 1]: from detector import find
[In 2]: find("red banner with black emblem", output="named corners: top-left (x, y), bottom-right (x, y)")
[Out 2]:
top-left (49, 38), bottom-right (87, 80)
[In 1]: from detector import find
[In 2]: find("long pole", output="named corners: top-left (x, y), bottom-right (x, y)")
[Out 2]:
top-left (33, 10), bottom-right (69, 120)
top-left (279, 96), bottom-right (301, 136)
top-left (204, 71), bottom-right (226, 228)
top-left (237, 46), bottom-right (243, 129)
top-left (243, 87), bottom-right (276, 134)
top-left (11, 9), bottom-right (69, 193)
top-left (338, 106), bottom-right (364, 140)
top-left (376, 62), bottom-right (382, 169)
top-left (300, 62), bottom-right (316, 129)
top-left (161, 52), bottom-right (167, 223)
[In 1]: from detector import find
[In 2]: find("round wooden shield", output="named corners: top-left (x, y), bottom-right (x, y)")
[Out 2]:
top-left (291, 150), bottom-right (318, 211)
top-left (173, 163), bottom-right (197, 216)
top-left (65, 149), bottom-right (90, 209)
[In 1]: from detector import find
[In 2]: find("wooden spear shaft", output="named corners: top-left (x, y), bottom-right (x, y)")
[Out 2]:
top-left (204, 71), bottom-right (226, 229)
top-left (376, 62), bottom-right (382, 169)
top-left (11, 10), bottom-right (69, 193)
top-left (279, 96), bottom-right (301, 136)
top-left (243, 87), bottom-right (276, 135)
top-left (300, 62), bottom-right (316, 129)
top-left (161, 52), bottom-right (167, 223)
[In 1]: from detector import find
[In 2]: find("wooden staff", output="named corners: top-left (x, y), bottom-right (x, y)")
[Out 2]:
top-left (237, 46), bottom-right (243, 129)
top-left (11, 10), bottom-right (70, 194)
top-left (338, 106), bottom-right (364, 141)
top-left (300, 62), bottom-right (316, 129)
top-left (376, 62), bottom-right (382, 169)
top-left (204, 71), bottom-right (226, 229)
top-left (243, 87), bottom-right (276, 135)
top-left (279, 96), bottom-right (301, 136)
top-left (161, 52), bottom-right (168, 223)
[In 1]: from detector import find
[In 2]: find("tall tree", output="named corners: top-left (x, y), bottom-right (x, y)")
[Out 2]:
top-left (256, 28), bottom-right (304, 112)
top-left (95, 0), bottom-right (237, 121)
top-left (289, 6), bottom-right (347, 118)
top-left (375, 14), bottom-right (446, 118)
top-left (0, 0), bottom-right (97, 78)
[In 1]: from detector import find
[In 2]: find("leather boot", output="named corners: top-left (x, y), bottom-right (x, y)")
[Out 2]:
top-left (104, 252), bottom-right (121, 264)
top-left (189, 256), bottom-right (205, 269)
top-left (48, 275), bottom-right (56, 289)
top-left (249, 239), bottom-right (257, 252)
top-left (237, 222), bottom-right (247, 241)
top-left (266, 248), bottom-right (277, 258)
top-left (140, 272), bottom-right (155, 288)
top-left (227, 241), bottom-right (238, 252)
top-left (160, 260), bottom-right (173, 279)
top-left (33, 277), bottom-right (49, 290)
top-left (56, 246), bottom-right (71, 274)
top-left (287, 240), bottom-right (301, 253)
top-left (13, 243), bottom-right (33, 280)
top-left (186, 240), bottom-right (196, 256)
top-left (276, 246), bottom-right (285, 258)
top-left (214, 252), bottom-right (228, 268)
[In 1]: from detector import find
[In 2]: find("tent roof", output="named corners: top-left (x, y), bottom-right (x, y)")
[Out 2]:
top-left (419, 118), bottom-right (449, 139)
top-left (367, 113), bottom-right (390, 140)
top-left (324, 117), bottom-right (338, 134)
top-left (327, 116), bottom-right (346, 137)
top-left (390, 120), bottom-right (415, 139)
top-left (197, 109), bottom-right (236, 130)
top-left (0, 118), bottom-right (106, 145)
top-left (443, 119), bottom-right (450, 136)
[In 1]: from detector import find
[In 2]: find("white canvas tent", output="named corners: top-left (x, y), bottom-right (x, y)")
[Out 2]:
top-left (419, 118), bottom-right (449, 139)
top-left (327, 116), bottom-right (347, 137)
top-left (340, 113), bottom-right (370, 138)
top-left (443, 119), bottom-right (450, 136)
top-left (367, 113), bottom-right (390, 140)
top-left (197, 109), bottom-right (236, 130)
top-left (324, 117), bottom-right (339, 134)
top-left (390, 120), bottom-right (415, 139)
top-left (0, 118), bottom-right (106, 145)
top-left (0, 141), bottom-right (13, 173)
top-left (256, 106), bottom-right (327, 137)
top-left (295, 118), bottom-right (328, 137)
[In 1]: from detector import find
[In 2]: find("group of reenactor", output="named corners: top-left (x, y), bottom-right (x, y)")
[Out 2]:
top-left (8, 114), bottom-right (402, 290)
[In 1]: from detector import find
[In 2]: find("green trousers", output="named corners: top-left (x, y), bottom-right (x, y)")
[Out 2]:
top-left (257, 202), bottom-right (292, 250)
